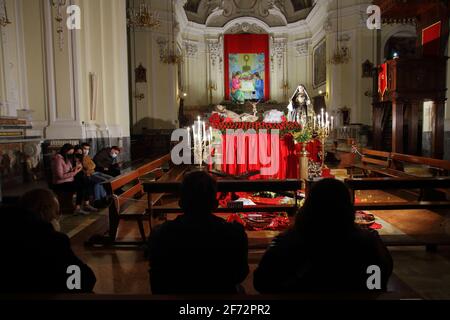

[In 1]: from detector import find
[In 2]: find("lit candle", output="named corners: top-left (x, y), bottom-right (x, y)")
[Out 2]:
top-left (187, 127), bottom-right (191, 147)
top-left (197, 116), bottom-right (202, 143)
top-left (202, 121), bottom-right (206, 142)
top-left (192, 125), bottom-right (196, 145)
top-left (331, 116), bottom-right (334, 130)
top-left (321, 109), bottom-right (324, 127)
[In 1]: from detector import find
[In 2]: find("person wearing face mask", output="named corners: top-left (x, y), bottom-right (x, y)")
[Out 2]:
top-left (51, 144), bottom-right (95, 215)
top-left (79, 143), bottom-right (112, 207)
top-left (93, 146), bottom-right (122, 177)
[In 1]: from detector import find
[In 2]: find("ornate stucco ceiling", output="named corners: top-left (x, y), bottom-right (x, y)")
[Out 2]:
top-left (182, 0), bottom-right (315, 27)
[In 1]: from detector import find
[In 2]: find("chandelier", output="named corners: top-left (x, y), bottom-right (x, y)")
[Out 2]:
top-left (161, 48), bottom-right (183, 64)
top-left (0, 0), bottom-right (11, 27)
top-left (50, 0), bottom-right (67, 51)
top-left (161, 0), bottom-right (183, 64)
top-left (127, 0), bottom-right (160, 29)
top-left (330, 46), bottom-right (350, 65)
top-left (328, 0), bottom-right (350, 65)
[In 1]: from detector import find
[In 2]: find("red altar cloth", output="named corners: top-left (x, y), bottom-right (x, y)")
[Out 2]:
top-left (213, 133), bottom-right (320, 179)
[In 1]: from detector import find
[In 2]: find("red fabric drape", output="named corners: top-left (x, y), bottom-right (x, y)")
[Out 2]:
top-left (213, 133), bottom-right (320, 179)
top-left (422, 21), bottom-right (441, 56)
top-left (224, 34), bottom-right (270, 101)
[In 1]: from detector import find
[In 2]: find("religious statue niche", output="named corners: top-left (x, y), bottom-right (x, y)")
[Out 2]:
top-left (287, 85), bottom-right (313, 122)
top-left (229, 53), bottom-right (265, 104)
top-left (135, 63), bottom-right (147, 83)
top-left (362, 60), bottom-right (374, 78)
top-left (338, 106), bottom-right (351, 126)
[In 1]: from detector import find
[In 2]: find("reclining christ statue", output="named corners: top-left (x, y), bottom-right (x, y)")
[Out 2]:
top-left (287, 85), bottom-right (313, 122)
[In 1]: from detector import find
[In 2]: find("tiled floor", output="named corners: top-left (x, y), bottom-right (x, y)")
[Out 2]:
top-left (64, 189), bottom-right (450, 298)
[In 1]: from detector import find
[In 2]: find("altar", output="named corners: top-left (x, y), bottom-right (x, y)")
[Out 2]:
top-left (206, 116), bottom-right (321, 180)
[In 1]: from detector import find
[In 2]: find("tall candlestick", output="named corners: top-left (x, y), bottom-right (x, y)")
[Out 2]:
top-left (187, 127), bottom-right (191, 147)
top-left (321, 109), bottom-right (324, 127)
top-left (202, 121), bottom-right (206, 142)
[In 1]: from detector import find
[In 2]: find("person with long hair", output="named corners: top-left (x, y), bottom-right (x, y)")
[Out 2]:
top-left (51, 143), bottom-right (96, 215)
top-left (254, 178), bottom-right (393, 293)
top-left (0, 190), bottom-right (96, 293)
top-left (20, 188), bottom-right (62, 232)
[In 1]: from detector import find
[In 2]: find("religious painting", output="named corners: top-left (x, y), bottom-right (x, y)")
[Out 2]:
top-left (228, 53), bottom-right (265, 103)
top-left (313, 39), bottom-right (326, 88)
top-left (224, 34), bottom-right (270, 102)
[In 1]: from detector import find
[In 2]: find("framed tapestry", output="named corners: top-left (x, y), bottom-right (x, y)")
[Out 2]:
top-left (313, 39), bottom-right (326, 88)
top-left (224, 34), bottom-right (270, 102)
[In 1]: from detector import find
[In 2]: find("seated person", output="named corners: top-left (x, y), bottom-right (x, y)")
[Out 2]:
top-left (21, 188), bottom-right (62, 232)
top-left (253, 179), bottom-right (393, 293)
top-left (93, 146), bottom-right (122, 177)
top-left (78, 143), bottom-right (111, 206)
top-left (148, 171), bottom-right (249, 294)
top-left (51, 144), bottom-right (97, 215)
top-left (0, 190), bottom-right (96, 293)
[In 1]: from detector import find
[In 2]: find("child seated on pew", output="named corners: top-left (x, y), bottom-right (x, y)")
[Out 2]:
top-left (75, 143), bottom-right (112, 208)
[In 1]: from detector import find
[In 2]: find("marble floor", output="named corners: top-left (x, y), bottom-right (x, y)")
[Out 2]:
top-left (63, 189), bottom-right (450, 298)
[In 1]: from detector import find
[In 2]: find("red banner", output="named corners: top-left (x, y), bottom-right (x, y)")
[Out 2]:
top-left (422, 21), bottom-right (441, 56)
top-left (224, 34), bottom-right (270, 101)
top-left (378, 63), bottom-right (387, 98)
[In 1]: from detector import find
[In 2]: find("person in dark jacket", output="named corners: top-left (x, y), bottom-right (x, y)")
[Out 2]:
top-left (148, 170), bottom-right (249, 294)
top-left (253, 178), bottom-right (393, 293)
top-left (0, 197), bottom-right (96, 294)
top-left (93, 146), bottom-right (121, 177)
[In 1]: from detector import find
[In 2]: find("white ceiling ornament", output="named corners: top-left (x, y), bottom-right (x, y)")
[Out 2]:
top-left (183, 0), bottom-right (314, 27)
top-left (208, 40), bottom-right (223, 70)
top-left (226, 22), bottom-right (266, 34)
top-left (271, 38), bottom-right (287, 70)
top-left (294, 39), bottom-right (310, 57)
top-left (184, 41), bottom-right (198, 58)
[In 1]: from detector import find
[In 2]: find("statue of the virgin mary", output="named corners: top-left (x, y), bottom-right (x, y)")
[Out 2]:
top-left (287, 85), bottom-right (313, 122)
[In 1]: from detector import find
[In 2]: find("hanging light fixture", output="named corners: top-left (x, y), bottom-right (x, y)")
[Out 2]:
top-left (161, 0), bottom-right (183, 64)
top-left (50, 0), bottom-right (67, 51)
top-left (329, 0), bottom-right (350, 65)
top-left (127, 0), bottom-right (160, 29)
top-left (0, 0), bottom-right (11, 27)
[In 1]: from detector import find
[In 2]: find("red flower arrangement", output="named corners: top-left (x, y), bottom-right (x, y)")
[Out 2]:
top-left (208, 114), bottom-right (302, 136)
top-left (208, 113), bottom-right (223, 127)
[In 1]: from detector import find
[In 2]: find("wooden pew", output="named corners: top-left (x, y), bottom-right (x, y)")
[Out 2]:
top-left (348, 149), bottom-right (395, 178)
top-left (85, 154), bottom-right (186, 247)
top-left (391, 153), bottom-right (450, 176)
top-left (389, 153), bottom-right (450, 199)
top-left (143, 179), bottom-right (302, 222)
top-left (344, 177), bottom-right (450, 250)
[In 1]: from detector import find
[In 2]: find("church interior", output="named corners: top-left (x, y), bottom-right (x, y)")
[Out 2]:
top-left (2, 0), bottom-right (450, 304)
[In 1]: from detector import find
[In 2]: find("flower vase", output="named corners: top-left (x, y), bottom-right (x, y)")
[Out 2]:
top-left (298, 142), bottom-right (309, 181)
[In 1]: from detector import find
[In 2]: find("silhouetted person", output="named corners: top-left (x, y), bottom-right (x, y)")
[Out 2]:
top-left (148, 171), bottom-right (249, 294)
top-left (0, 189), bottom-right (96, 293)
top-left (254, 179), bottom-right (393, 293)
top-left (93, 146), bottom-right (121, 177)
